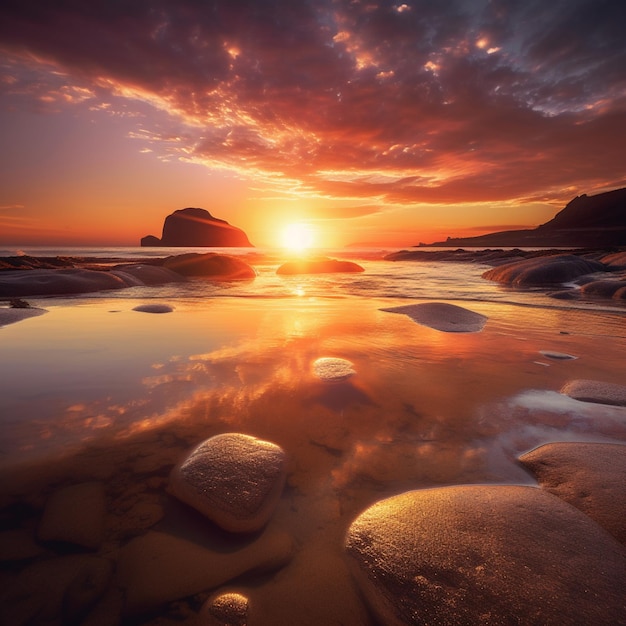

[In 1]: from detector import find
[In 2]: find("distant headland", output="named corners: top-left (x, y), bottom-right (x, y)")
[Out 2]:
top-left (141, 208), bottom-right (253, 247)
top-left (422, 187), bottom-right (626, 248)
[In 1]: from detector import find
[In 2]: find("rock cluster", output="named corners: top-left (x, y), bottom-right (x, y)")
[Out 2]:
top-left (0, 253), bottom-right (257, 297)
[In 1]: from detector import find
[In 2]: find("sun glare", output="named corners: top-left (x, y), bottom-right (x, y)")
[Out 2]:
top-left (282, 222), bottom-right (316, 252)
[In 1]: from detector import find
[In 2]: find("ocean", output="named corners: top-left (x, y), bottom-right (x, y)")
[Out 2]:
top-left (2, 245), bottom-right (626, 315)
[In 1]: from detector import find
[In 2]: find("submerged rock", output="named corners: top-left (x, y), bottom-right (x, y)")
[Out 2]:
top-left (561, 379), bottom-right (626, 406)
top-left (117, 528), bottom-right (293, 615)
top-left (482, 254), bottom-right (605, 286)
top-left (163, 252), bottom-right (256, 279)
top-left (37, 482), bottom-right (106, 549)
top-left (169, 433), bottom-right (287, 533)
top-left (519, 442), bottom-right (626, 545)
top-left (0, 555), bottom-right (113, 625)
top-left (381, 302), bottom-right (487, 332)
top-left (345, 485), bottom-right (626, 626)
top-left (276, 257), bottom-right (364, 274)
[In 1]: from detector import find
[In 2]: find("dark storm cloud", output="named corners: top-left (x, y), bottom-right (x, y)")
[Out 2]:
top-left (1, 0), bottom-right (624, 205)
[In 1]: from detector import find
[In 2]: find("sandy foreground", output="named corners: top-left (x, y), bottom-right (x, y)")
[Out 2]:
top-left (0, 291), bottom-right (625, 625)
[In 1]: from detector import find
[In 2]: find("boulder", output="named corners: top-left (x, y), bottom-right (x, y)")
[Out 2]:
top-left (0, 268), bottom-right (127, 297)
top-left (601, 251), bottom-right (626, 268)
top-left (345, 485), bottom-right (626, 626)
top-left (381, 302), bottom-right (487, 332)
top-left (482, 254), bottom-right (606, 286)
top-left (519, 442), bottom-right (626, 544)
top-left (116, 528), bottom-right (293, 615)
top-left (0, 555), bottom-right (113, 625)
top-left (169, 433), bottom-right (286, 533)
top-left (163, 253), bottom-right (256, 279)
top-left (580, 279), bottom-right (626, 298)
top-left (561, 379), bottom-right (626, 406)
top-left (276, 258), bottom-right (364, 275)
top-left (141, 208), bottom-right (253, 247)
top-left (37, 482), bottom-right (106, 549)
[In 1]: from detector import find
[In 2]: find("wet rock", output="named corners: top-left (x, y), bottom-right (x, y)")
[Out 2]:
top-left (117, 528), bottom-right (293, 615)
top-left (38, 482), bottom-right (106, 549)
top-left (0, 268), bottom-right (127, 297)
top-left (539, 350), bottom-right (577, 360)
top-left (0, 528), bottom-right (45, 562)
top-left (132, 303), bottom-right (175, 314)
top-left (580, 279), bottom-right (626, 298)
top-left (169, 433), bottom-right (286, 533)
top-left (163, 253), bottom-right (256, 279)
top-left (561, 379), bottom-right (626, 406)
top-left (312, 357), bottom-right (356, 382)
top-left (482, 254), bottom-right (605, 286)
top-left (0, 306), bottom-right (46, 327)
top-left (112, 264), bottom-right (185, 286)
top-left (199, 591), bottom-right (249, 625)
top-left (381, 302), bottom-right (487, 332)
top-left (276, 257), bottom-right (364, 274)
top-left (0, 555), bottom-right (113, 625)
top-left (519, 442), bottom-right (626, 545)
top-left (345, 485), bottom-right (626, 626)
top-left (601, 251), bottom-right (626, 268)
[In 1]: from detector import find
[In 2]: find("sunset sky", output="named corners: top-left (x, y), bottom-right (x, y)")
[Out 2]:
top-left (1, 0), bottom-right (624, 248)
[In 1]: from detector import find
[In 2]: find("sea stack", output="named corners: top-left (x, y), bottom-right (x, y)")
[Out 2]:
top-left (141, 208), bottom-right (253, 247)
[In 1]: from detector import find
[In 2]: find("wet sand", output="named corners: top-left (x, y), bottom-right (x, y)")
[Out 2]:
top-left (1, 294), bottom-right (625, 624)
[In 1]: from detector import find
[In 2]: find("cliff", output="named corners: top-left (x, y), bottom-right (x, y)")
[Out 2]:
top-left (422, 188), bottom-right (626, 248)
top-left (141, 208), bottom-right (253, 247)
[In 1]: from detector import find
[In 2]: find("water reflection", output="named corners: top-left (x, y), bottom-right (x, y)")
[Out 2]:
top-left (2, 297), bottom-right (625, 489)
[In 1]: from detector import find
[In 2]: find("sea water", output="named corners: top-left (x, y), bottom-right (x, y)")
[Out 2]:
top-left (1, 246), bottom-right (625, 469)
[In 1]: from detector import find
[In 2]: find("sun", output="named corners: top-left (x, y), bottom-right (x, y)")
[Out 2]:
top-left (281, 222), bottom-right (316, 252)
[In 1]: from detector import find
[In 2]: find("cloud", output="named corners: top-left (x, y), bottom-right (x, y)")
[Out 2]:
top-left (0, 0), bottom-right (624, 206)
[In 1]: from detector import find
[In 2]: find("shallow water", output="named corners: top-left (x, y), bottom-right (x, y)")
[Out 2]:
top-left (1, 249), bottom-right (625, 624)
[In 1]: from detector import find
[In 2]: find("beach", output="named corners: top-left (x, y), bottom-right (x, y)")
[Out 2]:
top-left (1, 249), bottom-right (625, 625)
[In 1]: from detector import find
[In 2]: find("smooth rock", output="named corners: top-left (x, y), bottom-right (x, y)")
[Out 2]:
top-left (313, 357), bottom-right (356, 382)
top-left (345, 485), bottom-right (626, 626)
top-left (163, 253), bottom-right (256, 279)
top-left (580, 279), bottom-right (626, 298)
top-left (132, 303), bottom-right (175, 314)
top-left (0, 268), bottom-right (127, 297)
top-left (0, 306), bottom-right (46, 327)
top-left (0, 555), bottom-right (113, 625)
top-left (519, 442), bottom-right (626, 544)
top-left (381, 302), bottom-right (487, 332)
top-left (539, 350), bottom-right (577, 360)
top-left (0, 528), bottom-right (45, 561)
top-left (169, 433), bottom-right (286, 533)
top-left (116, 528), bottom-right (293, 615)
top-left (482, 254), bottom-right (606, 286)
top-left (561, 379), bottom-right (626, 406)
top-left (38, 482), bottom-right (106, 549)
top-left (111, 263), bottom-right (186, 285)
top-left (276, 258), bottom-right (364, 274)
top-left (199, 592), bottom-right (249, 626)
